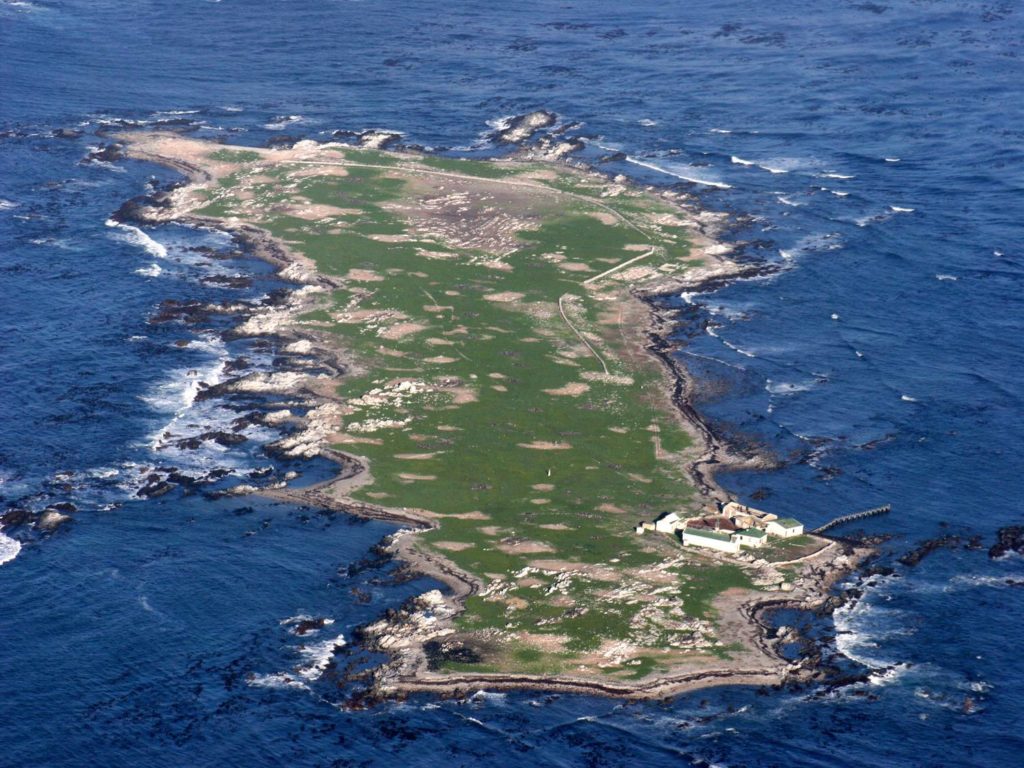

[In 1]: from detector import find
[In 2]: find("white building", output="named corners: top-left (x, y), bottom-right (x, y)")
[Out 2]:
top-left (682, 528), bottom-right (740, 554)
top-left (766, 518), bottom-right (804, 538)
top-left (733, 528), bottom-right (768, 548)
top-left (654, 511), bottom-right (682, 533)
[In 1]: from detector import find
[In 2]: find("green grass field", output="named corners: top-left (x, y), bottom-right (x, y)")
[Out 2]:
top-left (187, 141), bottom-right (774, 678)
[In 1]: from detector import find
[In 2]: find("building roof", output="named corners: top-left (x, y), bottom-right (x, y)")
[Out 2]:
top-left (735, 528), bottom-right (767, 539)
top-left (773, 518), bottom-right (803, 528)
top-left (656, 511), bottom-right (681, 522)
top-left (684, 528), bottom-right (734, 543)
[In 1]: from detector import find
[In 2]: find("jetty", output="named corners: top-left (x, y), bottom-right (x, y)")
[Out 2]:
top-left (812, 504), bottom-right (891, 535)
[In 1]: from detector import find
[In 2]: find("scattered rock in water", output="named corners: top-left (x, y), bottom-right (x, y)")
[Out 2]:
top-left (201, 275), bottom-right (254, 289)
top-left (264, 135), bottom-right (303, 148)
top-left (82, 143), bottom-right (124, 164)
top-left (1, 508), bottom-right (33, 527)
top-left (224, 357), bottom-right (250, 374)
top-left (898, 535), bottom-right (962, 567)
top-left (137, 478), bottom-right (175, 498)
top-left (175, 431), bottom-right (247, 450)
top-left (293, 617), bottom-right (328, 636)
top-left (52, 128), bottom-right (84, 139)
top-left (490, 110), bottom-right (557, 144)
top-left (37, 508), bottom-right (71, 531)
top-left (989, 525), bottom-right (1024, 559)
top-left (358, 130), bottom-right (402, 149)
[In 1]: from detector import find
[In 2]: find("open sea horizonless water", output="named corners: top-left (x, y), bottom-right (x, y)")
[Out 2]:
top-left (1, 1), bottom-right (1022, 766)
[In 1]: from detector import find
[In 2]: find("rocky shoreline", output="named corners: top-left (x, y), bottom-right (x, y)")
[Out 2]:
top-left (107, 126), bottom-right (874, 704)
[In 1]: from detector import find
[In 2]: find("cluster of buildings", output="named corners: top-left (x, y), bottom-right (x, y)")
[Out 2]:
top-left (635, 501), bottom-right (804, 555)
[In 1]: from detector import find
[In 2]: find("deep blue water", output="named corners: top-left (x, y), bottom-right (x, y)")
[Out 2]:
top-left (2, 1), bottom-right (1023, 765)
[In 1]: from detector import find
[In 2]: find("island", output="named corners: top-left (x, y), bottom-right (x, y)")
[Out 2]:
top-left (118, 132), bottom-right (866, 700)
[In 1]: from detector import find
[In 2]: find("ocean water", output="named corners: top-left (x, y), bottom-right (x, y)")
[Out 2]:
top-left (2, 1), bottom-right (1023, 765)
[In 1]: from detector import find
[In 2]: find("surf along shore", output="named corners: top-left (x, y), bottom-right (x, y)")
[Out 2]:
top-left (115, 130), bottom-right (869, 701)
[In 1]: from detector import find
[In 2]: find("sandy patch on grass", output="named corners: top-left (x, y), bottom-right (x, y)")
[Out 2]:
top-left (332, 434), bottom-right (384, 445)
top-left (484, 291), bottom-right (524, 303)
top-left (424, 355), bottom-right (457, 364)
top-left (438, 510), bottom-right (490, 520)
top-left (367, 234), bottom-right (413, 243)
top-left (517, 441), bottom-right (572, 450)
top-left (287, 165), bottom-right (350, 179)
top-left (394, 452), bottom-right (438, 460)
top-left (624, 243), bottom-right (651, 252)
top-left (488, 372), bottom-right (507, 379)
top-left (498, 540), bottom-right (555, 555)
top-left (279, 203), bottom-right (357, 220)
top-left (558, 262), bottom-right (595, 273)
top-left (531, 483), bottom-right (555, 491)
top-left (598, 503), bottom-right (628, 514)
top-left (365, 491), bottom-right (391, 499)
top-left (425, 337), bottom-right (454, 347)
top-left (432, 541), bottom-right (474, 552)
top-left (397, 473), bottom-right (437, 481)
top-left (587, 211), bottom-right (619, 226)
top-left (491, 385), bottom-right (508, 392)
top-left (627, 473), bottom-right (652, 484)
top-left (582, 371), bottom-right (634, 385)
top-left (530, 498), bottom-right (550, 505)
top-left (379, 322), bottom-right (428, 340)
top-left (479, 526), bottom-right (503, 536)
top-left (608, 426), bottom-right (629, 434)
top-left (538, 523), bottom-right (571, 531)
top-left (448, 388), bottom-right (477, 405)
top-left (543, 382), bottom-right (590, 397)
top-left (517, 577), bottom-right (545, 588)
top-left (529, 559), bottom-right (586, 571)
top-left (345, 268), bottom-right (384, 282)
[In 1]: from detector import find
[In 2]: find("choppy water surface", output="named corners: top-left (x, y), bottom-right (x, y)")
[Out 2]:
top-left (2, 1), bottom-right (1023, 765)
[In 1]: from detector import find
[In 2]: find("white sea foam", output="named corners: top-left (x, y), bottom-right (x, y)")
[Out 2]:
top-left (935, 274), bottom-right (958, 281)
top-left (296, 634), bottom-right (347, 680)
top-left (263, 114), bottom-right (304, 130)
top-left (624, 156), bottom-right (732, 189)
top-left (831, 313), bottom-right (840, 320)
top-left (248, 673), bottom-right (308, 691)
top-left (709, 128), bottom-right (732, 134)
top-left (829, 189), bottom-right (849, 197)
top-left (720, 338), bottom-right (757, 359)
top-left (901, 394), bottom-right (918, 402)
top-left (947, 574), bottom-right (1024, 591)
top-left (730, 156), bottom-right (755, 166)
top-left (868, 662), bottom-right (913, 687)
top-left (890, 205), bottom-right (915, 213)
top-left (135, 263), bottom-right (163, 278)
top-left (0, 198), bottom-right (18, 211)
top-left (777, 196), bottom-right (801, 207)
top-left (821, 172), bottom-right (854, 180)
top-left (638, 118), bottom-right (658, 127)
top-left (0, 530), bottom-right (21, 567)
top-left (884, 157), bottom-right (901, 163)
top-left (106, 220), bottom-right (169, 259)
top-left (766, 379), bottom-right (815, 396)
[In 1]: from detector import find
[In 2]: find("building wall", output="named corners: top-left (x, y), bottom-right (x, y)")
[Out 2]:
top-left (767, 522), bottom-right (804, 538)
top-left (735, 534), bottom-right (765, 548)
top-left (682, 532), bottom-right (740, 554)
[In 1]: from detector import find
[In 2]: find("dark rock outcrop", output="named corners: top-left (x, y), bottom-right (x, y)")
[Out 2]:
top-left (990, 526), bottom-right (1024, 559)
